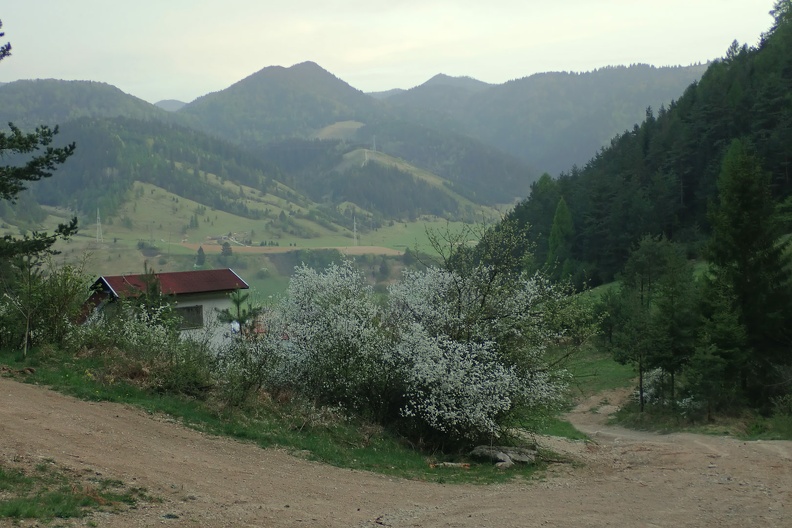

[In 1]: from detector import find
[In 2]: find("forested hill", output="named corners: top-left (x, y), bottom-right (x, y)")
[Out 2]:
top-left (176, 61), bottom-right (535, 204)
top-left (178, 61), bottom-right (383, 146)
top-left (384, 64), bottom-right (708, 175)
top-left (0, 79), bottom-right (168, 128)
top-left (507, 9), bottom-right (792, 284)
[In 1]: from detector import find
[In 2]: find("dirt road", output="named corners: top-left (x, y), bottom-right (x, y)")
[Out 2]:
top-left (1, 378), bottom-right (790, 527)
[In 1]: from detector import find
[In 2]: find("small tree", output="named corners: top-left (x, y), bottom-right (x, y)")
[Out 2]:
top-left (216, 289), bottom-right (261, 334)
top-left (195, 246), bottom-right (206, 267)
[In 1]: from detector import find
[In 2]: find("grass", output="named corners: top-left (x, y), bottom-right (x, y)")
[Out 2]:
top-left (612, 399), bottom-right (792, 440)
top-left (1, 347), bottom-right (543, 485)
top-left (0, 459), bottom-right (150, 522)
top-left (532, 416), bottom-right (588, 440)
top-left (562, 348), bottom-right (636, 397)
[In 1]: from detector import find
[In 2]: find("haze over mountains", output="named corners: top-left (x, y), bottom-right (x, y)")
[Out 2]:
top-left (0, 60), bottom-right (707, 237)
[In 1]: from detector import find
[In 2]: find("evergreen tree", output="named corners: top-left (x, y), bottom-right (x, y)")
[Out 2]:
top-left (689, 276), bottom-right (748, 418)
top-left (221, 242), bottom-right (233, 258)
top-left (546, 196), bottom-right (574, 278)
top-left (649, 242), bottom-right (698, 401)
top-left (706, 140), bottom-right (792, 401)
top-left (195, 246), bottom-right (206, 267)
top-left (0, 20), bottom-right (77, 261)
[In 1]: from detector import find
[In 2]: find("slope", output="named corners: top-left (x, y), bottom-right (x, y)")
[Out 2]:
top-left (506, 7), bottom-right (792, 283)
top-left (385, 64), bottom-right (709, 175)
top-left (0, 78), bottom-right (169, 128)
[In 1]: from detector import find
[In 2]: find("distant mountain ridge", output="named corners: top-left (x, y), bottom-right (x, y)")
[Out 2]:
top-left (0, 79), bottom-right (166, 128)
top-left (155, 99), bottom-right (186, 112)
top-left (384, 63), bottom-right (709, 174)
top-left (1, 59), bottom-right (714, 230)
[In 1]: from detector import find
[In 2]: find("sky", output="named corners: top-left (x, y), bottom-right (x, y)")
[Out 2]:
top-left (0, 0), bottom-right (779, 104)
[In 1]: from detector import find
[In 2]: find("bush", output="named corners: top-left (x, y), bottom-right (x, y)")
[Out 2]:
top-left (264, 260), bottom-right (579, 448)
top-left (68, 298), bottom-right (212, 398)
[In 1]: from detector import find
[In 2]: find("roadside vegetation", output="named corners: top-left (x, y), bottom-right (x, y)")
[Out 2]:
top-left (0, 458), bottom-right (151, 522)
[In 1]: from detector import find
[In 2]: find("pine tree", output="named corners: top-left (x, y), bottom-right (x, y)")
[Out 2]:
top-left (195, 246), bottom-right (206, 267)
top-left (546, 196), bottom-right (574, 278)
top-left (0, 20), bottom-right (77, 261)
top-left (706, 139), bottom-right (792, 401)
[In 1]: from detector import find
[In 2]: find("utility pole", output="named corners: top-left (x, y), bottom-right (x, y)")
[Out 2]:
top-left (96, 209), bottom-right (103, 243)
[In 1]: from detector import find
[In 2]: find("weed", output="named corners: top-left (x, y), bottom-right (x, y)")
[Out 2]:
top-left (0, 460), bottom-right (150, 522)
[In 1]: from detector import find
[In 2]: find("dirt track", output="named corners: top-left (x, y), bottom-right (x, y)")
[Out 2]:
top-left (1, 378), bottom-right (790, 527)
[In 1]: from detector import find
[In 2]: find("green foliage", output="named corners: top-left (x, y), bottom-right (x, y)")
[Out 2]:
top-left (506, 11), bottom-right (792, 284)
top-left (702, 139), bottom-right (792, 405)
top-left (195, 245), bottom-right (206, 266)
top-left (0, 257), bottom-right (90, 356)
top-left (605, 236), bottom-right (699, 410)
top-left (0, 460), bottom-right (148, 521)
top-left (546, 196), bottom-right (577, 281)
top-left (0, 22), bottom-right (77, 261)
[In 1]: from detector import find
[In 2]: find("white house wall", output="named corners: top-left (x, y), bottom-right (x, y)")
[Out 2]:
top-left (174, 292), bottom-right (239, 351)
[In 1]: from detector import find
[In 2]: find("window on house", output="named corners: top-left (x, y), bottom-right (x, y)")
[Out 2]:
top-left (175, 305), bottom-right (203, 330)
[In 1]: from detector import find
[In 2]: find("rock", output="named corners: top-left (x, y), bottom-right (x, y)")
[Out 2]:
top-left (469, 445), bottom-right (537, 468)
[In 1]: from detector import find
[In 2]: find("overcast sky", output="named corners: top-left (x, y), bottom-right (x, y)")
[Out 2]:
top-left (0, 1), bottom-right (778, 104)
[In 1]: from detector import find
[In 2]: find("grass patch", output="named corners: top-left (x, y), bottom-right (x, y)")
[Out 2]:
top-left (531, 416), bottom-right (588, 441)
top-left (562, 348), bottom-right (635, 397)
top-left (0, 459), bottom-right (150, 522)
top-left (1, 347), bottom-right (544, 485)
top-left (612, 400), bottom-right (792, 440)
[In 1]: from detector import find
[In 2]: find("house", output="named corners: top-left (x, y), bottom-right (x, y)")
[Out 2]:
top-left (86, 268), bottom-right (249, 346)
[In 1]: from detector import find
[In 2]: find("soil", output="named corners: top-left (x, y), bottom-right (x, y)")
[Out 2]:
top-left (1, 378), bottom-right (790, 527)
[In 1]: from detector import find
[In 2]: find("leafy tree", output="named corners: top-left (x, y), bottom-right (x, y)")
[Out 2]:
top-left (221, 241), bottom-right (233, 258)
top-left (0, 20), bottom-right (77, 261)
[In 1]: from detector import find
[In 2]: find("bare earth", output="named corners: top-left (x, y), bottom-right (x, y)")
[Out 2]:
top-left (1, 378), bottom-right (790, 527)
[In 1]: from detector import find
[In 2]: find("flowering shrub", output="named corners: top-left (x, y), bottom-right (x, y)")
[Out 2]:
top-left (391, 323), bottom-right (520, 440)
top-left (388, 266), bottom-right (569, 442)
top-left (267, 260), bottom-right (578, 446)
top-left (275, 262), bottom-right (391, 414)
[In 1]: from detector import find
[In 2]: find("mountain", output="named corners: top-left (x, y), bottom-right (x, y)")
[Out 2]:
top-left (178, 61), bottom-right (383, 146)
top-left (0, 59), bottom-right (721, 231)
top-left (177, 61), bottom-right (538, 204)
top-left (506, 14), bottom-right (792, 283)
top-left (385, 64), bottom-right (708, 174)
top-left (419, 74), bottom-right (491, 92)
top-left (155, 99), bottom-right (187, 112)
top-left (367, 88), bottom-right (405, 100)
top-left (0, 79), bottom-right (167, 128)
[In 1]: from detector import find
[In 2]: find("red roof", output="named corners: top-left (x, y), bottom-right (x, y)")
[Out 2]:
top-left (92, 269), bottom-right (249, 298)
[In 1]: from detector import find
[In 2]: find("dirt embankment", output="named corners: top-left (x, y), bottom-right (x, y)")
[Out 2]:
top-left (1, 378), bottom-right (790, 527)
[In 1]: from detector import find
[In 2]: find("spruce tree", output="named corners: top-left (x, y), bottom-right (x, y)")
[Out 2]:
top-left (546, 196), bottom-right (574, 278)
top-left (706, 139), bottom-right (792, 402)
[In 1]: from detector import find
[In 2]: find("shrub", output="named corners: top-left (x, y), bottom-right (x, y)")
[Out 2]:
top-left (266, 260), bottom-right (579, 448)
